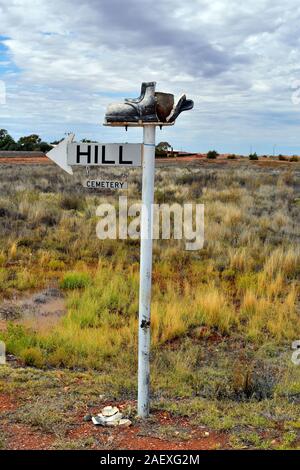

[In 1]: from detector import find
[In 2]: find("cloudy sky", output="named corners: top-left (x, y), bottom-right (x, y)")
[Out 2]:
top-left (0, 0), bottom-right (300, 154)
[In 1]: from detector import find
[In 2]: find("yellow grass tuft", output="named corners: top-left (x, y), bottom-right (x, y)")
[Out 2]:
top-left (9, 241), bottom-right (18, 259)
top-left (193, 287), bottom-right (235, 333)
top-left (263, 248), bottom-right (300, 279)
top-left (229, 248), bottom-right (254, 272)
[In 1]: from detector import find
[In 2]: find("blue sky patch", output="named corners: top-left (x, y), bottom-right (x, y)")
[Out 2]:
top-left (0, 36), bottom-right (19, 76)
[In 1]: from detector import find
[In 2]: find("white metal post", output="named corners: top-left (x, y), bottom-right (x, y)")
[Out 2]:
top-left (138, 125), bottom-right (156, 418)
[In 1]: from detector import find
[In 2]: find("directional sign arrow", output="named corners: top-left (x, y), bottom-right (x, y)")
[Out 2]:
top-left (47, 133), bottom-right (75, 175)
top-left (46, 135), bottom-right (142, 174)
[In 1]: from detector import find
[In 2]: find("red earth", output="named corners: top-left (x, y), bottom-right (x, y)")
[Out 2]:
top-left (0, 393), bottom-right (228, 450)
top-left (0, 154), bottom-right (295, 166)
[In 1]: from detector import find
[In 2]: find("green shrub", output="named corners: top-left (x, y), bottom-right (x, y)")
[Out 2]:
top-left (222, 268), bottom-right (236, 281)
top-left (278, 155), bottom-right (287, 161)
top-left (48, 347), bottom-right (69, 367)
top-left (0, 251), bottom-right (5, 266)
top-left (60, 194), bottom-right (84, 211)
top-left (289, 155), bottom-right (299, 162)
top-left (21, 347), bottom-right (44, 368)
top-left (11, 270), bottom-right (39, 291)
top-left (48, 259), bottom-right (65, 271)
top-left (37, 211), bottom-right (59, 227)
top-left (60, 272), bottom-right (91, 289)
top-left (249, 153), bottom-right (258, 160)
top-left (207, 150), bottom-right (219, 159)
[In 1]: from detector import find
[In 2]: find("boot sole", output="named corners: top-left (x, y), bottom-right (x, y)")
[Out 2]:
top-left (106, 115), bottom-right (159, 123)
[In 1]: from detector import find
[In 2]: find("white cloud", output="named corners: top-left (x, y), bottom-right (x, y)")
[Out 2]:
top-left (0, 0), bottom-right (300, 153)
top-left (0, 78), bottom-right (5, 104)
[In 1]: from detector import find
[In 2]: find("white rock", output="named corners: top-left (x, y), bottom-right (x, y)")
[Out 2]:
top-left (92, 411), bottom-right (123, 426)
top-left (100, 412), bottom-right (123, 423)
top-left (119, 419), bottom-right (132, 427)
top-left (101, 406), bottom-right (119, 417)
top-left (92, 416), bottom-right (106, 425)
top-left (105, 420), bottom-right (121, 427)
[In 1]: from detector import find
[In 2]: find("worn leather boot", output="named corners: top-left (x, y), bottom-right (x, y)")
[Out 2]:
top-left (155, 92), bottom-right (174, 121)
top-left (105, 82), bottom-right (193, 124)
top-left (125, 82), bottom-right (149, 104)
top-left (106, 82), bottom-right (158, 123)
top-left (166, 94), bottom-right (194, 123)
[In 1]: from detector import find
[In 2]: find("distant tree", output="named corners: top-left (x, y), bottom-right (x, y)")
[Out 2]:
top-left (249, 152), bottom-right (258, 160)
top-left (0, 129), bottom-right (54, 152)
top-left (0, 129), bottom-right (8, 141)
top-left (17, 134), bottom-right (42, 151)
top-left (207, 150), bottom-right (219, 159)
top-left (156, 141), bottom-right (172, 152)
top-left (155, 141), bottom-right (173, 158)
top-left (0, 129), bottom-right (17, 150)
top-left (39, 141), bottom-right (53, 153)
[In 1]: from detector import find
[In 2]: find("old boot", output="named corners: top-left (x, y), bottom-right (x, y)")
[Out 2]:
top-left (105, 82), bottom-right (158, 123)
top-left (166, 95), bottom-right (194, 123)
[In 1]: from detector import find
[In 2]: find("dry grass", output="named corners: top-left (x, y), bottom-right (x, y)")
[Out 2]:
top-left (0, 160), bottom-right (299, 374)
top-left (0, 159), bottom-right (300, 450)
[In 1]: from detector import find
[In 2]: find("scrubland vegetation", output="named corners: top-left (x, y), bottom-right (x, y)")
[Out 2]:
top-left (0, 159), bottom-right (300, 448)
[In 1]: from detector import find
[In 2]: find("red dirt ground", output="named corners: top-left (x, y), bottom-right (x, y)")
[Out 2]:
top-left (0, 393), bottom-right (16, 412)
top-left (5, 424), bottom-right (55, 450)
top-left (0, 393), bottom-right (228, 450)
top-left (68, 423), bottom-right (227, 450)
top-left (67, 407), bottom-right (228, 450)
top-left (0, 156), bottom-right (51, 165)
top-left (0, 393), bottom-right (53, 449)
top-left (0, 154), bottom-right (295, 166)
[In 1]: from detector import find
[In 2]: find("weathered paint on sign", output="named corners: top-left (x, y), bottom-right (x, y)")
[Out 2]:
top-left (84, 180), bottom-right (128, 190)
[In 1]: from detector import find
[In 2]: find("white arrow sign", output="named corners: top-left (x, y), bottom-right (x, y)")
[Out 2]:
top-left (47, 134), bottom-right (142, 175)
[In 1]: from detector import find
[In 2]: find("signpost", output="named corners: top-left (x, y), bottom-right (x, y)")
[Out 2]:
top-left (47, 135), bottom-right (142, 175)
top-left (47, 81), bottom-right (193, 419)
top-left (47, 130), bottom-right (156, 418)
top-left (137, 125), bottom-right (156, 417)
